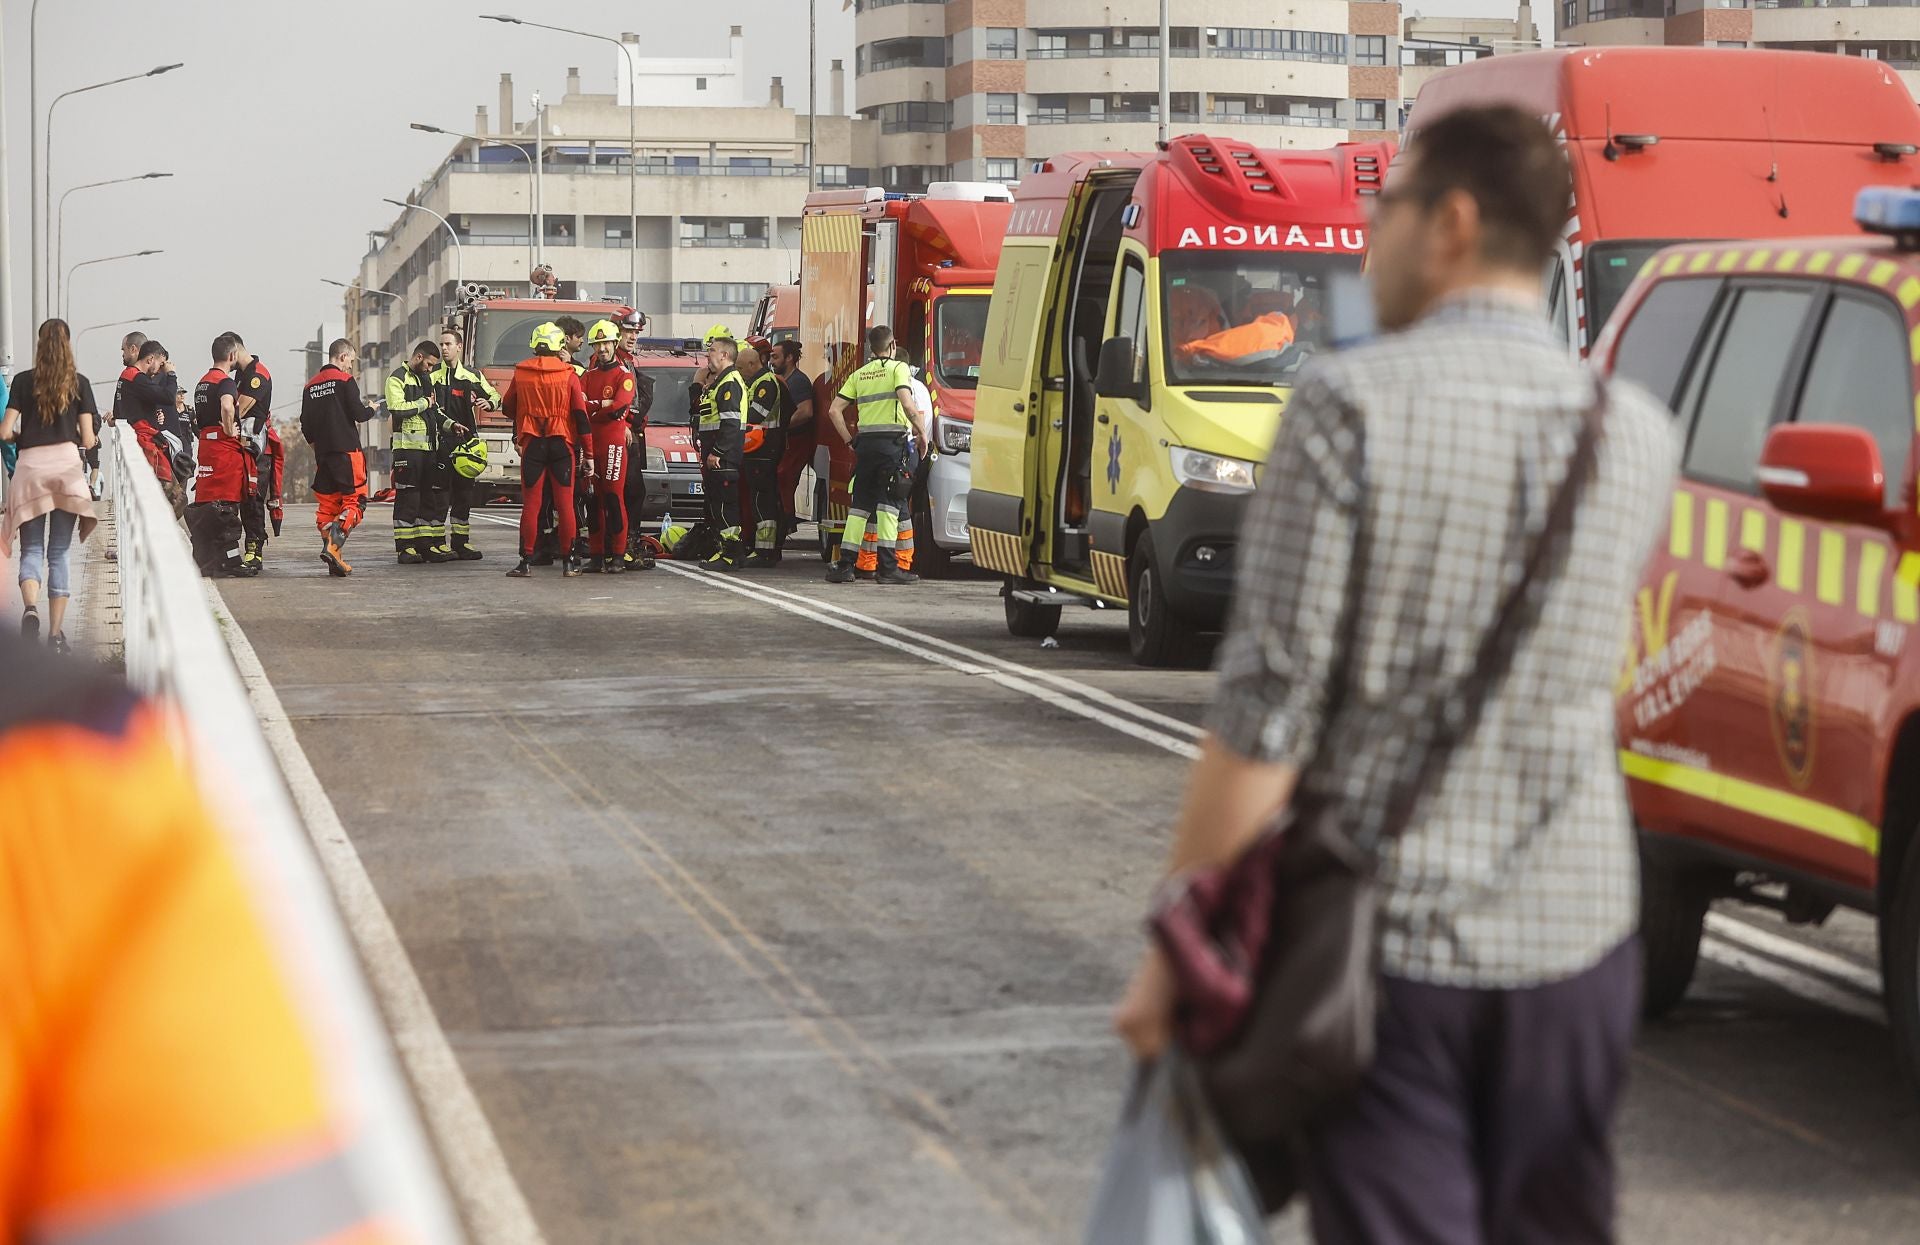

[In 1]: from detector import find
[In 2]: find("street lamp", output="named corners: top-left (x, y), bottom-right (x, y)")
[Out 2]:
top-left (77, 315), bottom-right (157, 342)
top-left (323, 279), bottom-right (402, 301)
top-left (63, 250), bottom-right (163, 329)
top-left (413, 123), bottom-right (539, 276)
top-left (41, 62), bottom-right (183, 318)
top-left (57, 173), bottom-right (172, 319)
top-left (480, 15), bottom-right (638, 297)
top-left (383, 199), bottom-right (464, 315)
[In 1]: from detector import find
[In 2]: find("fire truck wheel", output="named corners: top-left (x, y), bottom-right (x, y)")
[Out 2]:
top-left (1638, 844), bottom-right (1714, 1020)
top-left (1882, 832), bottom-right (1920, 1088)
top-left (1127, 532), bottom-right (1202, 669)
top-left (1004, 583), bottom-right (1062, 639)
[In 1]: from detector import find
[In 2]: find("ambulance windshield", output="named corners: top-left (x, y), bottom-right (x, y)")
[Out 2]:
top-left (1160, 252), bottom-right (1358, 387)
top-left (933, 294), bottom-right (989, 391)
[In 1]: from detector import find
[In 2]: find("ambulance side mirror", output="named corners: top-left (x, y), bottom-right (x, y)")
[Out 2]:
top-left (1757, 424), bottom-right (1894, 529)
top-left (1095, 337), bottom-right (1144, 402)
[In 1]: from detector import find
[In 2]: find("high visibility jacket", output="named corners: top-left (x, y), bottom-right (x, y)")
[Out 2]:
top-left (837, 358), bottom-right (914, 432)
top-left (385, 365), bottom-right (443, 453)
top-left (0, 652), bottom-right (397, 1243)
top-left (743, 370), bottom-right (784, 458)
top-left (694, 366), bottom-right (746, 461)
top-left (428, 362), bottom-right (500, 436)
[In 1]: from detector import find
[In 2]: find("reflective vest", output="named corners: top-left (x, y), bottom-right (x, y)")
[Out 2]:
top-left (429, 361), bottom-right (500, 433)
top-left (385, 365), bottom-right (439, 453)
top-left (696, 366), bottom-right (745, 436)
top-left (838, 358), bottom-right (913, 431)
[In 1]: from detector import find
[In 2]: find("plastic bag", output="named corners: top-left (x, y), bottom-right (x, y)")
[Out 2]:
top-left (1082, 1054), bottom-right (1268, 1245)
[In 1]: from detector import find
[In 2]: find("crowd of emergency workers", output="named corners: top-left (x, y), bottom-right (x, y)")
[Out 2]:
top-left (88, 294), bottom-right (939, 586)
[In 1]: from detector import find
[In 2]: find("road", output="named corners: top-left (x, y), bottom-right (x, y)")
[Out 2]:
top-left (216, 505), bottom-right (1920, 1244)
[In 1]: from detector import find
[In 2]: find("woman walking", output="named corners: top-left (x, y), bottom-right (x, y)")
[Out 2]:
top-left (1, 320), bottom-right (100, 654)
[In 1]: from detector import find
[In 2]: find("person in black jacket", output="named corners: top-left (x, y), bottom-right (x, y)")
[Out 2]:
top-left (300, 339), bottom-right (379, 576)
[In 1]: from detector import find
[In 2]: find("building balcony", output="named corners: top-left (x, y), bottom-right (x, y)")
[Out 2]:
top-left (448, 161), bottom-right (810, 178)
top-left (1028, 111), bottom-right (1204, 126)
top-left (1210, 110), bottom-right (1344, 128)
top-left (678, 237), bottom-right (772, 248)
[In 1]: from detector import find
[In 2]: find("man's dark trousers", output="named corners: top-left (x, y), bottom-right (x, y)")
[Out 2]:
top-left (1303, 937), bottom-right (1640, 1245)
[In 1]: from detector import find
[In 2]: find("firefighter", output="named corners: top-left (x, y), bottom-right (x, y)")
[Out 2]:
top-left (770, 338), bottom-right (815, 546)
top-left (119, 340), bottom-right (181, 497)
top-left (385, 340), bottom-right (451, 565)
top-left (502, 322), bottom-right (591, 578)
top-left (229, 334), bottom-right (274, 575)
top-left (582, 319), bottom-right (637, 573)
top-left (825, 325), bottom-right (926, 585)
top-left (738, 336), bottom-right (786, 568)
top-left (299, 338), bottom-right (378, 576)
top-left (615, 310), bottom-right (658, 571)
top-left (432, 326), bottom-right (500, 560)
top-left (185, 334), bottom-right (252, 577)
top-left (690, 328), bottom-right (747, 569)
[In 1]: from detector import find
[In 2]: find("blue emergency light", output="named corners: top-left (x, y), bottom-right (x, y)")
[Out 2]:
top-left (1854, 186), bottom-right (1920, 243)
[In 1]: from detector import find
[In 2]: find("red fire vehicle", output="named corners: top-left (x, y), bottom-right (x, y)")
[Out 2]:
top-left (1407, 47), bottom-right (1920, 352)
top-left (748, 285), bottom-right (798, 344)
top-left (798, 182), bottom-right (1013, 575)
top-left (454, 291), bottom-right (703, 518)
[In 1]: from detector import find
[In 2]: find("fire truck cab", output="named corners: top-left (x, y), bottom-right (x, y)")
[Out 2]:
top-left (968, 135), bottom-right (1386, 665)
top-left (799, 182), bottom-right (1013, 575)
top-left (1408, 47), bottom-right (1920, 352)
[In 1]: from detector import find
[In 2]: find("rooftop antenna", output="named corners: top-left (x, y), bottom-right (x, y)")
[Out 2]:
top-left (1763, 106), bottom-right (1789, 218)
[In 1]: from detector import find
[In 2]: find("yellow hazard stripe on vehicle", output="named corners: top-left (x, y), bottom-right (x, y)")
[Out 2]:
top-left (1665, 491), bottom-right (1910, 619)
top-left (1619, 750), bottom-right (1880, 855)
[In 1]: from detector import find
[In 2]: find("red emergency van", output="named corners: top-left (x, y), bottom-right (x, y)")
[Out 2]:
top-left (1407, 47), bottom-right (1920, 352)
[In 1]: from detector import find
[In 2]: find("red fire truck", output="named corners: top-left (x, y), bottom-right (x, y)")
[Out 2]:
top-left (798, 182), bottom-right (1014, 575)
top-left (453, 291), bottom-right (704, 520)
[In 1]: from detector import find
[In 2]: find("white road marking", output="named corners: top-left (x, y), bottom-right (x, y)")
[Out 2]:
top-left (660, 564), bottom-right (1899, 1030)
top-left (210, 587), bottom-right (549, 1245)
top-left (1706, 914), bottom-right (1884, 998)
top-left (1699, 938), bottom-right (1886, 1024)
top-left (656, 563), bottom-right (1200, 758)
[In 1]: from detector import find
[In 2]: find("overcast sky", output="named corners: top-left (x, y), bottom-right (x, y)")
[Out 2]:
top-left (1, 0), bottom-right (855, 390)
top-left (2, 0), bottom-right (1525, 390)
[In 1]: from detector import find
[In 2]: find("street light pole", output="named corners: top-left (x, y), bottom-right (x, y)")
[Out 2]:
top-left (58, 173), bottom-right (173, 320)
top-left (28, 0), bottom-right (45, 330)
top-left (42, 64), bottom-right (184, 316)
top-left (3, 9), bottom-right (19, 375)
top-left (77, 315), bottom-right (157, 342)
top-left (63, 249), bottom-right (163, 328)
top-left (480, 16), bottom-right (639, 298)
top-left (412, 124), bottom-right (538, 276)
top-left (1158, 0), bottom-right (1171, 145)
top-left (383, 199), bottom-right (464, 305)
top-left (809, 0), bottom-right (818, 191)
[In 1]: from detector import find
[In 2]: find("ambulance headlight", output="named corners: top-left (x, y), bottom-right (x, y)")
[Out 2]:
top-left (935, 414), bottom-right (972, 455)
top-left (646, 445), bottom-right (667, 472)
top-left (1170, 446), bottom-right (1257, 494)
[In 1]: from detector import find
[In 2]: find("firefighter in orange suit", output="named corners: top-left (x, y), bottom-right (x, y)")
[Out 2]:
top-left (0, 640), bottom-right (410, 1242)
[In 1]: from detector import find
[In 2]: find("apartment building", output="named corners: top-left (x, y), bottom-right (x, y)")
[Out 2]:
top-left (1561, 0), bottom-right (1920, 97)
top-left (854, 0), bottom-right (1402, 189)
top-left (344, 29), bottom-right (876, 377)
top-left (1400, 9), bottom-right (1541, 120)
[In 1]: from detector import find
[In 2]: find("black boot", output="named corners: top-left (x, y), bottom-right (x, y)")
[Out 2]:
top-left (506, 558), bottom-right (532, 578)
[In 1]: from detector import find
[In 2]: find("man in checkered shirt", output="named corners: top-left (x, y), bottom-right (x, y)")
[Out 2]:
top-left (1116, 107), bottom-right (1680, 1243)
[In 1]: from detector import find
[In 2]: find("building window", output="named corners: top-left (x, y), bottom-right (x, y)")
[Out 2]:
top-left (985, 158), bottom-right (1019, 182)
top-left (986, 93), bottom-right (1017, 124)
top-left (601, 219), bottom-right (632, 248)
top-left (818, 164), bottom-right (852, 187)
top-left (679, 218), bottom-right (769, 248)
top-left (1355, 36), bottom-right (1387, 65)
top-left (1354, 98), bottom-right (1387, 128)
top-left (1033, 94), bottom-right (1067, 123)
top-left (1207, 27), bottom-right (1348, 64)
top-left (987, 27), bottom-right (1018, 59)
top-left (696, 77), bottom-right (707, 90)
top-left (869, 100), bottom-right (949, 132)
top-left (680, 282), bottom-right (766, 314)
top-left (1034, 32), bottom-right (1066, 58)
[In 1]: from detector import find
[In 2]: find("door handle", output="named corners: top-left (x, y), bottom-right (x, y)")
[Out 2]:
top-left (1728, 549), bottom-right (1770, 589)
top-left (1051, 418), bottom-right (1064, 430)
top-left (1012, 401), bottom-right (1026, 413)
top-left (1097, 413), bottom-right (1110, 424)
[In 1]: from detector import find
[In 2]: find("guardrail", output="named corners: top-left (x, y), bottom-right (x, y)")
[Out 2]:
top-left (102, 425), bottom-right (469, 1244)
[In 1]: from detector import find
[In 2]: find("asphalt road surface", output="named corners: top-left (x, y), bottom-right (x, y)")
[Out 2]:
top-left (216, 505), bottom-right (1920, 1244)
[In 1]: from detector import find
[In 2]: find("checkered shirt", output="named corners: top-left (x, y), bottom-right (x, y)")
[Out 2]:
top-left (1207, 289), bottom-right (1681, 988)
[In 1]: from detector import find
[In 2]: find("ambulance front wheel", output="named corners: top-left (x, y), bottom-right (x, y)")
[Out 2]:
top-left (1637, 842), bottom-right (1715, 1020)
top-left (1004, 584), bottom-right (1062, 639)
top-left (1128, 532), bottom-right (1203, 668)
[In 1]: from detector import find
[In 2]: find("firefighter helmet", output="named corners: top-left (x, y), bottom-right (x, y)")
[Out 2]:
top-left (451, 434), bottom-right (489, 480)
top-left (702, 323), bottom-right (734, 346)
top-left (529, 322), bottom-right (566, 353)
top-left (587, 319), bottom-right (620, 345)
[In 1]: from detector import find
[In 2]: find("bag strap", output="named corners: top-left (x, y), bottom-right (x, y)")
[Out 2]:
top-left (1359, 381), bottom-right (1610, 854)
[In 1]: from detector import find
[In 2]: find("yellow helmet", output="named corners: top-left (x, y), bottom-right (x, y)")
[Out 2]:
top-left (529, 322), bottom-right (566, 352)
top-left (587, 319), bottom-right (620, 345)
top-left (702, 322), bottom-right (735, 346)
